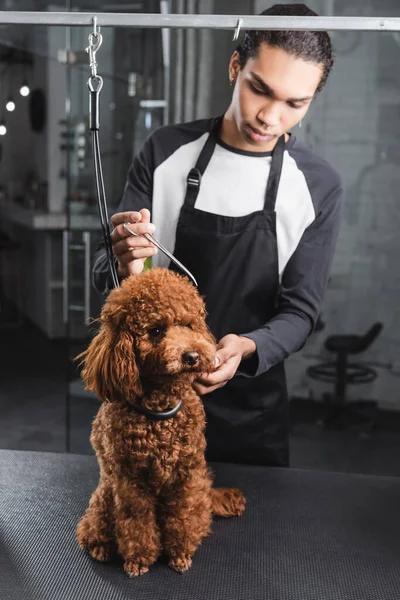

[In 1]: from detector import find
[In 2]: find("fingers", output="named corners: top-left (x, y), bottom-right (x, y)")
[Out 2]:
top-left (109, 209), bottom-right (157, 278)
top-left (112, 234), bottom-right (157, 256)
top-left (110, 221), bottom-right (156, 244)
top-left (118, 246), bottom-right (158, 264)
top-left (196, 365), bottom-right (231, 388)
top-left (194, 345), bottom-right (243, 396)
top-left (139, 208), bottom-right (151, 223)
top-left (115, 235), bottom-right (158, 278)
top-left (193, 335), bottom-right (249, 397)
top-left (110, 208), bottom-right (155, 242)
top-left (214, 348), bottom-right (232, 367)
top-left (110, 208), bottom-right (149, 228)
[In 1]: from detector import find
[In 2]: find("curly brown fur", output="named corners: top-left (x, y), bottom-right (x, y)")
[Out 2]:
top-left (76, 268), bottom-right (245, 577)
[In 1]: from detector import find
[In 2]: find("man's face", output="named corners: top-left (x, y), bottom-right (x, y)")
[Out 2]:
top-left (227, 43), bottom-right (323, 151)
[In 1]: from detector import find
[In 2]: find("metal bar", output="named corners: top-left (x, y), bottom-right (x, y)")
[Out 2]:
top-left (0, 12), bottom-right (400, 31)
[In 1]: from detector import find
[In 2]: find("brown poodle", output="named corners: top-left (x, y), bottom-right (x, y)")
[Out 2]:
top-left (76, 268), bottom-right (245, 577)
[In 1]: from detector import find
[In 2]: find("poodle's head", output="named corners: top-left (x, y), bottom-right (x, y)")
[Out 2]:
top-left (78, 268), bottom-right (216, 402)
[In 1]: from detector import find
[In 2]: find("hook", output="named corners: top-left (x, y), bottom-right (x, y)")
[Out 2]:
top-left (233, 18), bottom-right (243, 42)
top-left (92, 15), bottom-right (99, 36)
top-left (86, 15), bottom-right (102, 79)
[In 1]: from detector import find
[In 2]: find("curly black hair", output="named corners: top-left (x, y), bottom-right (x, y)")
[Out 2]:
top-left (236, 4), bottom-right (334, 93)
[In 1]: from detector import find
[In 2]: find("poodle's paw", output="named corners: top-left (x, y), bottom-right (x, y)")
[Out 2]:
top-left (76, 518), bottom-right (91, 549)
top-left (228, 488), bottom-right (246, 516)
top-left (168, 555), bottom-right (193, 574)
top-left (88, 542), bottom-right (114, 563)
top-left (211, 487), bottom-right (246, 517)
top-left (76, 521), bottom-right (115, 562)
top-left (124, 560), bottom-right (150, 578)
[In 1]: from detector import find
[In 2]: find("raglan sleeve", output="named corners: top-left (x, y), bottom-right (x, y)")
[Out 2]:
top-left (91, 135), bottom-right (155, 297)
top-left (238, 175), bottom-right (345, 377)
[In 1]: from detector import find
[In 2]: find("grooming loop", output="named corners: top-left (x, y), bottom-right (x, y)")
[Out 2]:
top-left (86, 16), bottom-right (119, 289)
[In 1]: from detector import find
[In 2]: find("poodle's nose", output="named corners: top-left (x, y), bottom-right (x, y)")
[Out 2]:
top-left (182, 351), bottom-right (199, 366)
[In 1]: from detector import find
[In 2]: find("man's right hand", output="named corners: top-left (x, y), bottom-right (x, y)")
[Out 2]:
top-left (110, 208), bottom-right (158, 278)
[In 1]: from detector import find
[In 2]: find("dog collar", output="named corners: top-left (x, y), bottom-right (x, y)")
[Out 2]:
top-left (130, 399), bottom-right (183, 421)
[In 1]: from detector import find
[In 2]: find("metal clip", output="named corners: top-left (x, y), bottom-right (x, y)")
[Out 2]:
top-left (233, 18), bottom-right (243, 42)
top-left (86, 16), bottom-right (102, 79)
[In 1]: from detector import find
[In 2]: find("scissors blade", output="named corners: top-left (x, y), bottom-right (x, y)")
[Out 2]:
top-left (122, 223), bottom-right (198, 287)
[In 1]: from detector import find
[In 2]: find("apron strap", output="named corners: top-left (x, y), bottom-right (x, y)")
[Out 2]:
top-left (185, 118), bottom-right (221, 208)
top-left (263, 134), bottom-right (285, 212)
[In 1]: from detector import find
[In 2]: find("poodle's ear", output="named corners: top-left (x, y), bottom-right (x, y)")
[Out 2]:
top-left (76, 325), bottom-right (142, 401)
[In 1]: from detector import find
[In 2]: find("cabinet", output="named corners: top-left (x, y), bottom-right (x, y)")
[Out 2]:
top-left (0, 203), bottom-right (103, 339)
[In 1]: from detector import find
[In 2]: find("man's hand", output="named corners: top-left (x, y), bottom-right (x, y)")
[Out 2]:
top-left (110, 208), bottom-right (158, 278)
top-left (193, 334), bottom-right (256, 396)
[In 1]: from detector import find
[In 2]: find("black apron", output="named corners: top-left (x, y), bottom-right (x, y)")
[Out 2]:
top-left (170, 118), bottom-right (289, 467)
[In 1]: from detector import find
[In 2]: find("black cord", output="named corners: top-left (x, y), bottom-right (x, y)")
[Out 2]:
top-left (87, 72), bottom-right (119, 290)
top-left (92, 129), bottom-right (120, 289)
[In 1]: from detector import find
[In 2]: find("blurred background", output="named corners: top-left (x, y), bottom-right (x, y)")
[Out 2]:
top-left (0, 0), bottom-right (400, 476)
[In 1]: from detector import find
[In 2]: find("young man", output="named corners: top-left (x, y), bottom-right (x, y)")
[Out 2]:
top-left (92, 4), bottom-right (344, 467)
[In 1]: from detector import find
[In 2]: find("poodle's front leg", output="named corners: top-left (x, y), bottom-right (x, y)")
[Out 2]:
top-left (76, 477), bottom-right (116, 562)
top-left (114, 480), bottom-right (161, 577)
top-left (161, 469), bottom-right (213, 573)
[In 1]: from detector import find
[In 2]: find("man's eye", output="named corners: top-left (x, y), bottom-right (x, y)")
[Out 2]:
top-left (148, 327), bottom-right (165, 339)
top-left (288, 101), bottom-right (304, 110)
top-left (249, 83), bottom-right (264, 95)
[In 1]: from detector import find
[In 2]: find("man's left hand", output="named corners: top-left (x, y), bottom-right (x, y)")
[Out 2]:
top-left (193, 334), bottom-right (256, 396)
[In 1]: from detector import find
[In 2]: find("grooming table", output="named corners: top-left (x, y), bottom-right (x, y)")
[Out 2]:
top-left (0, 450), bottom-right (399, 600)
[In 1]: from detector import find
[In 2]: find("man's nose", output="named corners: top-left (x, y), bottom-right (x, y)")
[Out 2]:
top-left (257, 100), bottom-right (280, 127)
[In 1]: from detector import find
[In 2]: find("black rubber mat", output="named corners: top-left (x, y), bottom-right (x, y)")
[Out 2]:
top-left (0, 449), bottom-right (399, 600)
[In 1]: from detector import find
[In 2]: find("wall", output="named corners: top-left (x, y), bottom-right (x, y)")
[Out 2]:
top-left (0, 43), bottom-right (36, 201)
top-left (168, 0), bottom-right (254, 122)
top-left (0, 19), bottom-right (67, 214)
top-left (47, 17), bottom-right (67, 213)
top-left (210, 0), bottom-right (255, 116)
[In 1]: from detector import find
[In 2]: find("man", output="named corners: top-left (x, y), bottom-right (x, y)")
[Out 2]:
top-left (92, 4), bottom-right (344, 467)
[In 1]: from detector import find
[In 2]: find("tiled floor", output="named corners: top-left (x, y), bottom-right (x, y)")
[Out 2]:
top-left (1, 321), bottom-right (400, 476)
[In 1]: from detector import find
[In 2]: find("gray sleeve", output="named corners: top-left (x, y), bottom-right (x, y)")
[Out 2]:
top-left (239, 183), bottom-right (344, 377)
top-left (92, 136), bottom-right (154, 296)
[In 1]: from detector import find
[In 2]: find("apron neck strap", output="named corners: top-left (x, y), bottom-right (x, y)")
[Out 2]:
top-left (185, 116), bottom-right (286, 210)
top-left (185, 117), bottom-right (221, 208)
top-left (264, 134), bottom-right (285, 212)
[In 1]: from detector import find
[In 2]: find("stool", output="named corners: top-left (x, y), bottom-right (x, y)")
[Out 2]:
top-left (0, 232), bottom-right (22, 327)
top-left (307, 323), bottom-right (383, 432)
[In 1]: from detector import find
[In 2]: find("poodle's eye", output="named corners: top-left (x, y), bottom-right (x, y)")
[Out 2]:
top-left (148, 326), bottom-right (165, 340)
top-left (179, 321), bottom-right (193, 329)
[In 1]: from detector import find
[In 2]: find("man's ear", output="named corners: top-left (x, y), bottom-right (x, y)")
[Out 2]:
top-left (76, 326), bottom-right (142, 401)
top-left (229, 50), bottom-right (241, 82)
